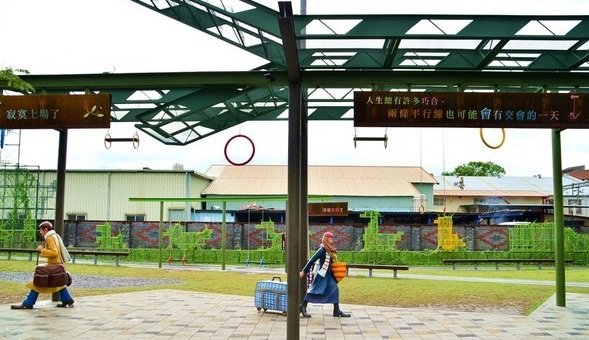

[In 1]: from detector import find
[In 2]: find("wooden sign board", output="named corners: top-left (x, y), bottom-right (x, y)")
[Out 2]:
top-left (0, 94), bottom-right (111, 129)
top-left (308, 202), bottom-right (348, 216)
top-left (354, 92), bottom-right (589, 129)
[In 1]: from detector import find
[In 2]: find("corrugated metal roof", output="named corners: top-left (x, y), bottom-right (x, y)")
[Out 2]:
top-left (202, 165), bottom-right (435, 197)
top-left (434, 175), bottom-right (582, 196)
top-left (439, 190), bottom-right (547, 197)
top-left (39, 168), bottom-right (213, 180)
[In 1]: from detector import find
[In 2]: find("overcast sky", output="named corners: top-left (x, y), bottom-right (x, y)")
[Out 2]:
top-left (1, 0), bottom-right (588, 177)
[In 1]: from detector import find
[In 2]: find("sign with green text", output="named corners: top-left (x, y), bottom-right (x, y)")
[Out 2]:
top-left (354, 92), bottom-right (589, 129)
top-left (0, 94), bottom-right (111, 129)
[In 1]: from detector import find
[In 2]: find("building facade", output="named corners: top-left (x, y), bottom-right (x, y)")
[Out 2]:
top-left (1, 165), bottom-right (587, 226)
top-left (0, 167), bottom-right (212, 223)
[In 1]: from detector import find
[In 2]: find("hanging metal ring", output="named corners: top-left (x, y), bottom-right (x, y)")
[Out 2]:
top-left (104, 133), bottom-right (112, 149)
top-left (132, 131), bottom-right (140, 149)
top-left (479, 128), bottom-right (505, 149)
top-left (224, 134), bottom-right (255, 166)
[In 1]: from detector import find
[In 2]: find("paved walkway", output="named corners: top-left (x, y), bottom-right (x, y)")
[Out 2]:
top-left (2, 289), bottom-right (588, 339)
top-left (2, 264), bottom-right (589, 339)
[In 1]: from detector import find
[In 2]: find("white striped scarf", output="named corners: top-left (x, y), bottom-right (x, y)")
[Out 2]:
top-left (317, 251), bottom-right (331, 277)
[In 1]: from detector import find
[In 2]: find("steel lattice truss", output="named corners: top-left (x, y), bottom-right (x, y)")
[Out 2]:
top-left (18, 0), bottom-right (589, 145)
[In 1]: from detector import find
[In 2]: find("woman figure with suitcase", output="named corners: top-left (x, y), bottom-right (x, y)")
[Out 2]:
top-left (298, 231), bottom-right (351, 318)
top-left (11, 221), bottom-right (75, 309)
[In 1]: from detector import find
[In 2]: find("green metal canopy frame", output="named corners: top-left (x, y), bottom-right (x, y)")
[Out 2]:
top-left (9, 0), bottom-right (589, 333)
top-left (18, 0), bottom-right (589, 145)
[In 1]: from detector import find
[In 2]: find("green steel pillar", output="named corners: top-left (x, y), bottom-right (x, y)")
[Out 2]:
top-left (551, 129), bottom-right (566, 307)
top-left (158, 201), bottom-right (163, 269)
top-left (222, 200), bottom-right (227, 270)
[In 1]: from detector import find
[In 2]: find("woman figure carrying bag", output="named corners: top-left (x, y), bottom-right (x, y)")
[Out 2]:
top-left (11, 221), bottom-right (75, 310)
top-left (298, 231), bottom-right (351, 318)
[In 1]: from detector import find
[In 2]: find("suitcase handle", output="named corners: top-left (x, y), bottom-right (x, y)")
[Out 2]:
top-left (272, 276), bottom-right (282, 282)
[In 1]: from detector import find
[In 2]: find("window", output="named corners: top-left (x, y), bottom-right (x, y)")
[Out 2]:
top-left (7, 212), bottom-right (28, 220)
top-left (433, 197), bottom-right (445, 206)
top-left (67, 214), bottom-right (86, 221)
top-left (126, 214), bottom-right (145, 222)
top-left (169, 209), bottom-right (185, 222)
top-left (567, 199), bottom-right (582, 215)
top-left (473, 197), bottom-right (502, 205)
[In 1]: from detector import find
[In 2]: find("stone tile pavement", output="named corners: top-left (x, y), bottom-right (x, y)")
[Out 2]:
top-left (1, 289), bottom-right (588, 339)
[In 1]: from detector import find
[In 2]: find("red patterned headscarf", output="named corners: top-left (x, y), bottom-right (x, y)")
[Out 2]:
top-left (321, 232), bottom-right (337, 255)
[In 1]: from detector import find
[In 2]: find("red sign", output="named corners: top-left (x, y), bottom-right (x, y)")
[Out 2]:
top-left (354, 92), bottom-right (589, 129)
top-left (308, 202), bottom-right (348, 216)
top-left (0, 94), bottom-right (111, 129)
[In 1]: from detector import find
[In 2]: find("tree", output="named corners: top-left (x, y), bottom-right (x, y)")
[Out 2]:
top-left (0, 67), bottom-right (35, 94)
top-left (442, 161), bottom-right (506, 177)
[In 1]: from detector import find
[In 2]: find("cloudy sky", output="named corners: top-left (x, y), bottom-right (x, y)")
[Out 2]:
top-left (1, 0), bottom-right (588, 176)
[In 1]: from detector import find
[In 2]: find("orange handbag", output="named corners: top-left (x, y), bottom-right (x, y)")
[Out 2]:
top-left (331, 261), bottom-right (347, 283)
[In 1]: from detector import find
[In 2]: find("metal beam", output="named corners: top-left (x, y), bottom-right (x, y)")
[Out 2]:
top-left (278, 3), bottom-right (301, 83)
top-left (21, 72), bottom-right (289, 89)
top-left (22, 70), bottom-right (589, 92)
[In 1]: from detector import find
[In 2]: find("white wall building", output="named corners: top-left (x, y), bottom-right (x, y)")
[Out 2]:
top-left (0, 167), bottom-right (212, 222)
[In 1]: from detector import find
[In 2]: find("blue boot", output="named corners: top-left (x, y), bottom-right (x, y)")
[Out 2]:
top-left (11, 290), bottom-right (38, 309)
top-left (57, 288), bottom-right (75, 308)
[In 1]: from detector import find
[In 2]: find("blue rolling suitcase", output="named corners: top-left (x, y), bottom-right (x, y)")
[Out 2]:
top-left (254, 276), bottom-right (287, 314)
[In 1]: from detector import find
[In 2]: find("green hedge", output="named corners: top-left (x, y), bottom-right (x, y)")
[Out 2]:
top-left (126, 249), bottom-right (589, 266)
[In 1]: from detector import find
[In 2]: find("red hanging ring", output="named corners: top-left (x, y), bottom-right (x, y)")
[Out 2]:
top-left (224, 134), bottom-right (255, 166)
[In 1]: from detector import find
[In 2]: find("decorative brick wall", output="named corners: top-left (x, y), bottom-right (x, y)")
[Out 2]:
top-left (61, 221), bottom-right (583, 251)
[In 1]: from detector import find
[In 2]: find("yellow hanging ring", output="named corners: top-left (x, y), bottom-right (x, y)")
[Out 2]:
top-left (479, 128), bottom-right (505, 149)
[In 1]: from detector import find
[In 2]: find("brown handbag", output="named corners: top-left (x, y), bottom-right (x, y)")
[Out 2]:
top-left (33, 264), bottom-right (68, 287)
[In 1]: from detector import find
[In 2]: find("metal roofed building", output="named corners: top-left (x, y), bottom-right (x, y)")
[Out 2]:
top-left (434, 175), bottom-right (589, 224)
top-left (4, 1), bottom-right (588, 322)
top-left (0, 168), bottom-right (213, 222)
top-left (7, 166), bottom-right (586, 223)
top-left (203, 165), bottom-right (437, 212)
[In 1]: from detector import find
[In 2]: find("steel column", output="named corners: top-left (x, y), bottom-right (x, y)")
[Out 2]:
top-left (299, 97), bottom-right (309, 306)
top-left (551, 129), bottom-right (566, 306)
top-left (222, 200), bottom-right (227, 270)
top-left (279, 2), bottom-right (303, 338)
top-left (52, 128), bottom-right (67, 302)
top-left (286, 81), bottom-right (302, 339)
top-left (55, 129), bottom-right (67, 237)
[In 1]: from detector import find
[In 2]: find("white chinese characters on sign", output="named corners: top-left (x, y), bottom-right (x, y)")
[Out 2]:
top-left (6, 108), bottom-right (59, 120)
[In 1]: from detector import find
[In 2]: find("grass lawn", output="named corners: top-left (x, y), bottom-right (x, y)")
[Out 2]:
top-left (1, 260), bottom-right (588, 315)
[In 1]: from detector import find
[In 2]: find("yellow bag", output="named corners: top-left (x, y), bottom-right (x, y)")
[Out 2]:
top-left (331, 261), bottom-right (347, 283)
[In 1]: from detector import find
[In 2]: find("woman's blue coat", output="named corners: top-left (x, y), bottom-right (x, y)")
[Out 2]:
top-left (301, 247), bottom-right (339, 303)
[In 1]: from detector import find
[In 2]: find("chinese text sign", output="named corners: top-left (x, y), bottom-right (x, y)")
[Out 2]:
top-left (354, 92), bottom-right (588, 129)
top-left (0, 94), bottom-right (111, 129)
top-left (308, 202), bottom-right (348, 216)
